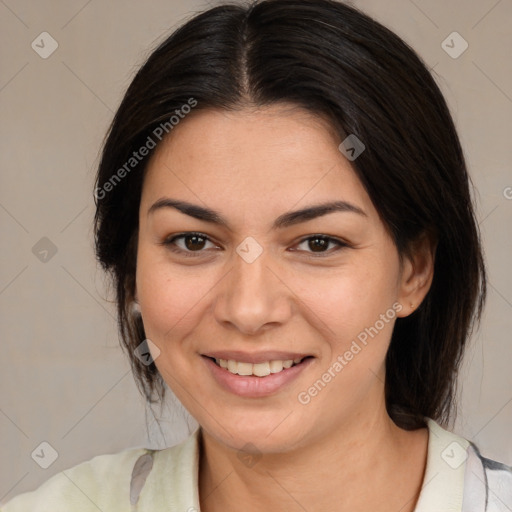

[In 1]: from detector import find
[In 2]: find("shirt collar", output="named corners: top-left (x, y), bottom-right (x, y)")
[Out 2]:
top-left (141, 417), bottom-right (469, 511)
top-left (414, 417), bottom-right (469, 512)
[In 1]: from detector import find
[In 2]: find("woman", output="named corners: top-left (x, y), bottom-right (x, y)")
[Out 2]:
top-left (2, 0), bottom-right (511, 510)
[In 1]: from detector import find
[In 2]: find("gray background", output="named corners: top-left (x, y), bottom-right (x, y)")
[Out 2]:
top-left (1, 0), bottom-right (511, 502)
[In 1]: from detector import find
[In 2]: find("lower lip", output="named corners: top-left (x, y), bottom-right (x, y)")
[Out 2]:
top-left (202, 356), bottom-right (314, 398)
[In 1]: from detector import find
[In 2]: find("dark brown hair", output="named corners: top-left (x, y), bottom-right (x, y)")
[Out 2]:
top-left (94, 0), bottom-right (486, 430)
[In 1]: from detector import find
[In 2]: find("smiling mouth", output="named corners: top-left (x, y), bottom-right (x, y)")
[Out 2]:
top-left (205, 356), bottom-right (313, 377)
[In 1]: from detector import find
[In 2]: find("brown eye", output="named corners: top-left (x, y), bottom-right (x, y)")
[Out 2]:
top-left (183, 234), bottom-right (207, 251)
top-left (308, 237), bottom-right (330, 252)
top-left (294, 235), bottom-right (348, 256)
top-left (161, 232), bottom-right (218, 257)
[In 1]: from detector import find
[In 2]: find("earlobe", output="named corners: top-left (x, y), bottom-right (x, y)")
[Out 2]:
top-left (132, 290), bottom-right (140, 313)
top-left (396, 231), bottom-right (437, 318)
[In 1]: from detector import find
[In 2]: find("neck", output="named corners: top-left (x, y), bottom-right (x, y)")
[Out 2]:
top-left (198, 399), bottom-right (429, 512)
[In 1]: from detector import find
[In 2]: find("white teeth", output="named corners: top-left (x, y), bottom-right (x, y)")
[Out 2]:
top-left (237, 362), bottom-right (253, 376)
top-left (253, 362), bottom-right (271, 377)
top-left (214, 357), bottom-right (306, 376)
top-left (269, 360), bottom-right (283, 373)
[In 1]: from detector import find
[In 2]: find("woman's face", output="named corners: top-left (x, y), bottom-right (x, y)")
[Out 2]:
top-left (136, 105), bottom-right (429, 452)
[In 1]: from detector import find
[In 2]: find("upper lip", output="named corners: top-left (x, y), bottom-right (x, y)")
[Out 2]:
top-left (202, 351), bottom-right (313, 364)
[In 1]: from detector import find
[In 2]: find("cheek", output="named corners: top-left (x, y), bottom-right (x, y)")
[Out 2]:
top-left (135, 247), bottom-right (215, 341)
top-left (296, 259), bottom-right (398, 333)
top-left (292, 262), bottom-right (400, 381)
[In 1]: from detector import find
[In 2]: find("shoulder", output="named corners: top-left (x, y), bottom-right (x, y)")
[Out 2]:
top-left (0, 429), bottom-right (202, 512)
top-left (417, 418), bottom-right (512, 511)
top-left (0, 446), bottom-right (150, 512)
top-left (465, 441), bottom-right (512, 511)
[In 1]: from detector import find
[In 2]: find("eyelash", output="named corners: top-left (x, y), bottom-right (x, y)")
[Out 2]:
top-left (159, 232), bottom-right (349, 258)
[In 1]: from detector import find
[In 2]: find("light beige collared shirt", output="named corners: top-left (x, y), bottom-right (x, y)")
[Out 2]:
top-left (2, 418), bottom-right (511, 511)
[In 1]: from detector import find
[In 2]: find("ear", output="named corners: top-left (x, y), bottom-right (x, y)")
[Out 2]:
top-left (131, 289), bottom-right (140, 313)
top-left (395, 230), bottom-right (437, 318)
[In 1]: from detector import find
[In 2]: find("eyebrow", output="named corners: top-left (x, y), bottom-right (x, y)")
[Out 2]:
top-left (147, 197), bottom-right (367, 230)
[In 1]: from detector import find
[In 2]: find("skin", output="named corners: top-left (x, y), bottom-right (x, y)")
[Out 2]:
top-left (135, 104), bottom-right (435, 512)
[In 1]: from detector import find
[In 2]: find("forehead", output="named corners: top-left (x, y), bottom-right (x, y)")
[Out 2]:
top-left (141, 105), bottom-right (374, 222)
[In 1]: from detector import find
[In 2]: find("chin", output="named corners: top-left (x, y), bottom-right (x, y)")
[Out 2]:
top-left (200, 411), bottom-right (309, 454)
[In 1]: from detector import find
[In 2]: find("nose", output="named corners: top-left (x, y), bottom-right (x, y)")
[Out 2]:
top-left (213, 246), bottom-right (293, 335)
